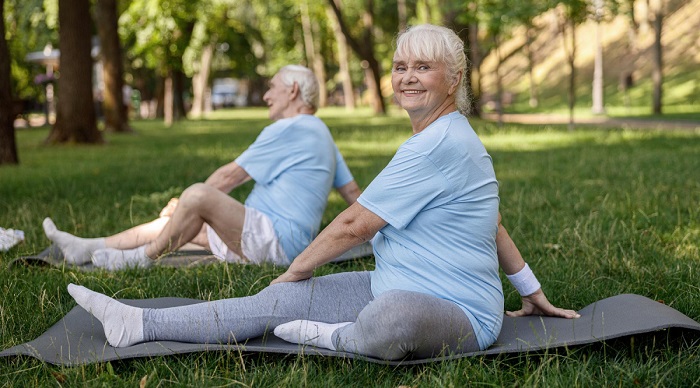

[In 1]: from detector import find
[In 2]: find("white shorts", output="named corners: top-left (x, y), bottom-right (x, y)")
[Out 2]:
top-left (206, 207), bottom-right (289, 266)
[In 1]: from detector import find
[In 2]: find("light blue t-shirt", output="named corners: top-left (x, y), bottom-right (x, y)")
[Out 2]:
top-left (235, 114), bottom-right (353, 261)
top-left (358, 111), bottom-right (503, 350)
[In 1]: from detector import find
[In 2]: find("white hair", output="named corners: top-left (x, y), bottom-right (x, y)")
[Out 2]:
top-left (277, 65), bottom-right (319, 111)
top-left (395, 24), bottom-right (470, 115)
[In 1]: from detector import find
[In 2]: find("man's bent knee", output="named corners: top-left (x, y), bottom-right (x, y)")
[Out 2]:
top-left (179, 183), bottom-right (214, 209)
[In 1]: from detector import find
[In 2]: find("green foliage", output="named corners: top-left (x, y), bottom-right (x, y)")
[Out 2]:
top-left (3, 0), bottom-right (57, 100)
top-left (1, 109), bottom-right (699, 385)
top-left (120, 0), bottom-right (200, 75)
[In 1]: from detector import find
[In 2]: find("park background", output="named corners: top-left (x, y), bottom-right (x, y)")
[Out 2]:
top-left (1, 0), bottom-right (699, 386)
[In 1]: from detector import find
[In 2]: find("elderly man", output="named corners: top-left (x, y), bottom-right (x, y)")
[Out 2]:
top-left (44, 65), bottom-right (360, 270)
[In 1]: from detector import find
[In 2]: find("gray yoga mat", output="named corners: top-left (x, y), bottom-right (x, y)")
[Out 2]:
top-left (8, 242), bottom-right (374, 271)
top-left (1, 293), bottom-right (698, 366)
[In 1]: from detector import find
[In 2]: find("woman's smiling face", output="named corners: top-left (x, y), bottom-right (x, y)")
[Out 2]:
top-left (391, 54), bottom-right (457, 128)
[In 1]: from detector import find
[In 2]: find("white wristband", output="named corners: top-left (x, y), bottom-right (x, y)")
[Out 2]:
top-left (506, 263), bottom-right (541, 296)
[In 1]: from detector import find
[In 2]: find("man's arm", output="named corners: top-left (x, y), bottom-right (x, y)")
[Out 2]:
top-left (497, 213), bottom-right (580, 319)
top-left (204, 161), bottom-right (252, 194)
top-left (336, 180), bottom-right (362, 206)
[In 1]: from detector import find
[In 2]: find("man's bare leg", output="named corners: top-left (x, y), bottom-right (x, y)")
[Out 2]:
top-left (92, 183), bottom-right (246, 270)
top-left (105, 217), bottom-right (170, 249)
top-left (45, 215), bottom-right (175, 264)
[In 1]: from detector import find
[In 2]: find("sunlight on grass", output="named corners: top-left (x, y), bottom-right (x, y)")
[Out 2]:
top-left (1, 108), bottom-right (699, 386)
top-left (482, 130), bottom-right (589, 151)
top-left (202, 107), bottom-right (270, 120)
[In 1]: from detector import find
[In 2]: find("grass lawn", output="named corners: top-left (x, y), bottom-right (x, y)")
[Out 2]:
top-left (1, 108), bottom-right (698, 386)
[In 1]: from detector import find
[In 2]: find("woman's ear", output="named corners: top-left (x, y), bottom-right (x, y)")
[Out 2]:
top-left (448, 71), bottom-right (463, 95)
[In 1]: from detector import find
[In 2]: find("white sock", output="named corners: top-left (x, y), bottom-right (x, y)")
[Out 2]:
top-left (43, 218), bottom-right (105, 264)
top-left (91, 246), bottom-right (153, 271)
top-left (274, 320), bottom-right (352, 351)
top-left (67, 283), bottom-right (144, 347)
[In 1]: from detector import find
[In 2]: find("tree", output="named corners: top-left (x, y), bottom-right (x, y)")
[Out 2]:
top-left (120, 0), bottom-right (199, 125)
top-left (480, 0), bottom-right (514, 125)
top-left (4, 0), bottom-right (58, 125)
top-left (327, 0), bottom-right (387, 114)
top-left (0, 0), bottom-right (19, 165)
top-left (512, 0), bottom-right (552, 109)
top-left (300, 0), bottom-right (328, 107)
top-left (591, 0), bottom-right (606, 115)
top-left (450, 0), bottom-right (489, 117)
top-left (556, 0), bottom-right (588, 130)
top-left (326, 5), bottom-right (355, 110)
top-left (189, 42), bottom-right (214, 118)
top-left (649, 0), bottom-right (663, 115)
top-left (47, 0), bottom-right (102, 143)
top-left (95, 0), bottom-right (132, 132)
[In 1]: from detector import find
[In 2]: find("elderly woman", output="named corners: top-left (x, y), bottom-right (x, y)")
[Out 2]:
top-left (68, 24), bottom-right (578, 360)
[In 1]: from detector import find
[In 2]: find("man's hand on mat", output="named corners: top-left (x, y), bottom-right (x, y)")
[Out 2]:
top-left (159, 198), bottom-right (179, 218)
top-left (271, 268), bottom-right (313, 285)
top-left (506, 289), bottom-right (580, 319)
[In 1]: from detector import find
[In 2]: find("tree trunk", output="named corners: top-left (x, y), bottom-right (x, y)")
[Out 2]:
top-left (650, 0), bottom-right (663, 115)
top-left (190, 43), bottom-right (214, 118)
top-left (494, 36), bottom-right (503, 127)
top-left (568, 20), bottom-right (576, 130)
top-left (560, 12), bottom-right (576, 131)
top-left (172, 68), bottom-right (187, 120)
top-left (326, 6), bottom-right (355, 110)
top-left (591, 0), bottom-right (605, 115)
top-left (0, 0), bottom-right (19, 165)
top-left (300, 0), bottom-right (327, 107)
top-left (468, 21), bottom-right (482, 116)
top-left (155, 76), bottom-right (165, 119)
top-left (397, 0), bottom-right (407, 31)
top-left (327, 0), bottom-right (386, 114)
top-left (526, 27), bottom-right (538, 108)
top-left (164, 75), bottom-right (173, 127)
top-left (48, 0), bottom-right (102, 144)
top-left (311, 18), bottom-right (328, 108)
top-left (95, 0), bottom-right (132, 133)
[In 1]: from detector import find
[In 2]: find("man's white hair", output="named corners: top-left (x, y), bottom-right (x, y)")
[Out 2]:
top-left (395, 24), bottom-right (470, 115)
top-left (278, 65), bottom-right (319, 111)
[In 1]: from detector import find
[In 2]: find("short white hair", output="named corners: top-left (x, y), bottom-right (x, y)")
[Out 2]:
top-left (395, 24), bottom-right (470, 115)
top-left (277, 65), bottom-right (319, 111)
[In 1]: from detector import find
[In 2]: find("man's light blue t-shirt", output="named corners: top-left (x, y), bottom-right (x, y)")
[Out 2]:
top-left (358, 111), bottom-right (503, 350)
top-left (235, 114), bottom-right (353, 261)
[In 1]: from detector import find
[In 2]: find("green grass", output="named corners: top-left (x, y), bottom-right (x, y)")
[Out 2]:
top-left (1, 108), bottom-right (699, 386)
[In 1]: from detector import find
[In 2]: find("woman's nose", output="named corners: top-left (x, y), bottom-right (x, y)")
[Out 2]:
top-left (402, 69), bottom-right (416, 83)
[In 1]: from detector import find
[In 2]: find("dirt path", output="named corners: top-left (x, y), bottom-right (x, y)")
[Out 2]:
top-left (15, 113), bottom-right (700, 132)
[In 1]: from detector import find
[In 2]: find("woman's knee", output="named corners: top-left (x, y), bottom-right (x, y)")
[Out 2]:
top-left (349, 290), bottom-right (477, 358)
top-left (359, 290), bottom-right (434, 336)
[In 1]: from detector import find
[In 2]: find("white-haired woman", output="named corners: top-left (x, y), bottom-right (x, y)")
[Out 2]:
top-left (68, 25), bottom-right (577, 360)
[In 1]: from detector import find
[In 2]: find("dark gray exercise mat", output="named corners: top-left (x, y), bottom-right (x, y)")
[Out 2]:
top-left (8, 242), bottom-right (374, 270)
top-left (1, 293), bottom-right (698, 366)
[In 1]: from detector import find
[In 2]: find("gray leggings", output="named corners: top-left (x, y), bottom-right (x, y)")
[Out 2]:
top-left (143, 271), bottom-right (479, 360)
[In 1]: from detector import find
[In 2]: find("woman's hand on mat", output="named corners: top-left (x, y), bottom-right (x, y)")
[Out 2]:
top-left (159, 198), bottom-right (179, 218)
top-left (506, 289), bottom-right (581, 319)
top-left (271, 268), bottom-right (313, 285)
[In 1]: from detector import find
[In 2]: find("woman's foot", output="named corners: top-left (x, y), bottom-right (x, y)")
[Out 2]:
top-left (274, 320), bottom-right (351, 350)
top-left (67, 283), bottom-right (144, 347)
